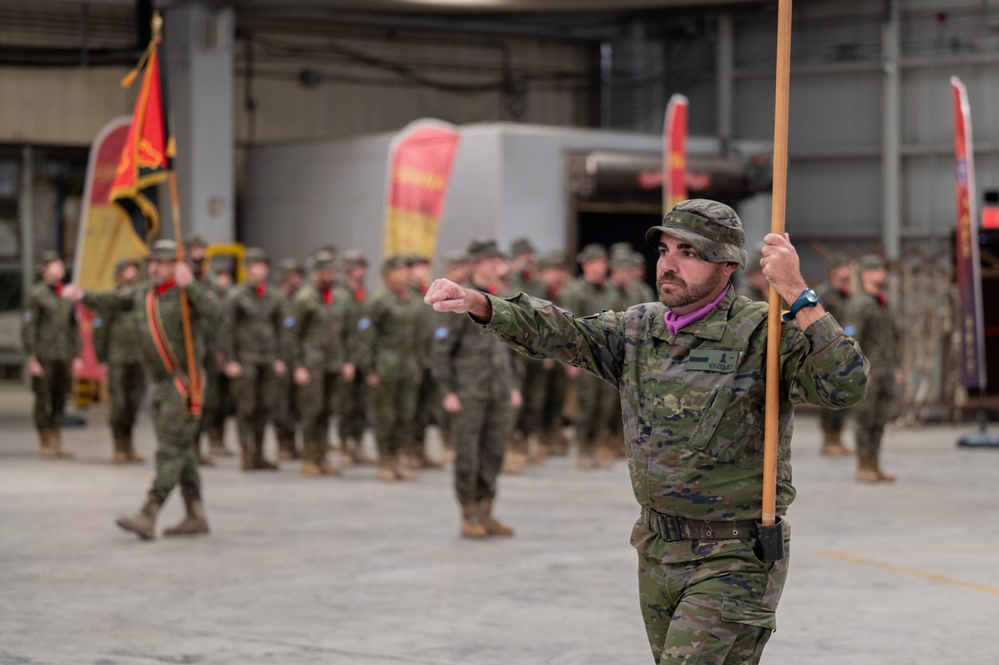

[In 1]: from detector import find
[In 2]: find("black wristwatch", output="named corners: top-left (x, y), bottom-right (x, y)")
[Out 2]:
top-left (782, 288), bottom-right (819, 322)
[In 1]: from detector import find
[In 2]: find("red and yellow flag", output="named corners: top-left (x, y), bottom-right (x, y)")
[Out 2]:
top-left (663, 94), bottom-right (689, 213)
top-left (382, 119), bottom-right (461, 260)
top-left (109, 35), bottom-right (174, 245)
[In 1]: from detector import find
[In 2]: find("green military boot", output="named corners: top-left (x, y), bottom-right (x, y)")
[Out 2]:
top-left (459, 500), bottom-right (488, 539)
top-left (163, 494), bottom-right (210, 537)
top-left (479, 498), bottom-right (514, 537)
top-left (115, 495), bottom-right (163, 540)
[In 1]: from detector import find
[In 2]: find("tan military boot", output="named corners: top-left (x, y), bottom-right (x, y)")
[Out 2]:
top-left (479, 499), bottom-right (515, 537)
top-left (855, 450), bottom-right (882, 482)
top-left (377, 462), bottom-right (397, 482)
top-left (163, 494), bottom-right (211, 536)
top-left (113, 434), bottom-right (129, 463)
top-left (277, 434), bottom-right (299, 460)
top-left (502, 450), bottom-right (525, 475)
top-left (123, 435), bottom-right (145, 463)
top-left (526, 434), bottom-right (546, 465)
top-left (50, 430), bottom-right (74, 459)
top-left (821, 431), bottom-right (853, 457)
top-left (38, 429), bottom-right (56, 459)
top-left (115, 495), bottom-right (162, 540)
top-left (239, 438), bottom-right (256, 471)
top-left (459, 500), bottom-right (488, 539)
top-left (253, 432), bottom-right (279, 470)
top-left (871, 450), bottom-right (896, 482)
top-left (208, 427), bottom-right (234, 457)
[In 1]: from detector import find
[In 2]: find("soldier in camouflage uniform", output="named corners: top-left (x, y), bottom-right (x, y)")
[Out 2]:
top-left (286, 249), bottom-right (354, 477)
top-left (93, 257), bottom-right (145, 463)
top-left (425, 199), bottom-right (869, 663)
top-left (274, 259), bottom-right (305, 460)
top-left (359, 255), bottom-right (423, 481)
top-left (630, 252), bottom-right (656, 304)
top-left (431, 239), bottom-right (520, 539)
top-left (67, 240), bottom-right (219, 540)
top-left (815, 252), bottom-right (854, 457)
top-left (844, 254), bottom-right (900, 482)
top-left (737, 245), bottom-right (768, 302)
top-left (561, 243), bottom-right (619, 468)
top-left (22, 250), bottom-right (78, 459)
top-left (534, 250), bottom-right (572, 456)
top-left (429, 251), bottom-right (470, 461)
top-left (218, 248), bottom-right (284, 471)
top-left (335, 250), bottom-right (373, 465)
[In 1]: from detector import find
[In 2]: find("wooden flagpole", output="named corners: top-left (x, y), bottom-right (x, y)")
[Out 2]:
top-left (759, 0), bottom-right (793, 556)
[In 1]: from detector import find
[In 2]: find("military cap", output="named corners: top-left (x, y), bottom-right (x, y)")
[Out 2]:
top-left (382, 254), bottom-right (408, 272)
top-left (183, 233), bottom-right (207, 250)
top-left (149, 239), bottom-right (177, 261)
top-left (402, 252), bottom-right (429, 267)
top-left (114, 257), bottom-right (140, 275)
top-left (311, 249), bottom-right (337, 270)
top-left (342, 249), bottom-right (368, 269)
top-left (857, 254), bottom-right (886, 272)
top-left (538, 249), bottom-right (569, 271)
top-left (210, 254), bottom-right (235, 274)
top-left (510, 237), bottom-right (536, 256)
top-left (441, 250), bottom-right (468, 271)
top-left (630, 252), bottom-right (647, 269)
top-left (243, 247), bottom-right (269, 265)
top-left (36, 250), bottom-right (62, 271)
top-left (466, 238), bottom-right (505, 262)
top-left (610, 241), bottom-right (634, 255)
top-left (610, 247), bottom-right (633, 269)
top-left (827, 251), bottom-right (851, 269)
top-left (277, 258), bottom-right (304, 279)
top-left (576, 243), bottom-right (607, 264)
top-left (644, 198), bottom-right (748, 269)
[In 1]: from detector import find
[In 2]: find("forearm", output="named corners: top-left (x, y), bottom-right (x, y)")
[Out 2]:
top-left (785, 313), bottom-right (869, 409)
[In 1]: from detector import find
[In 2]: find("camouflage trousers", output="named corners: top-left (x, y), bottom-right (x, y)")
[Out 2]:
top-left (371, 367), bottom-right (419, 456)
top-left (515, 357), bottom-right (546, 435)
top-left (108, 362), bottom-right (145, 437)
top-left (337, 367), bottom-right (368, 443)
top-left (818, 406), bottom-right (847, 435)
top-left (31, 359), bottom-right (71, 431)
top-left (853, 377), bottom-right (895, 453)
top-left (538, 364), bottom-right (569, 432)
top-left (298, 369), bottom-right (338, 461)
top-left (409, 368), bottom-right (437, 445)
top-left (200, 363), bottom-right (232, 435)
top-left (272, 372), bottom-right (298, 440)
top-left (148, 380), bottom-right (202, 502)
top-left (453, 394), bottom-right (513, 502)
top-left (574, 372), bottom-right (618, 451)
top-left (230, 363), bottom-right (277, 446)
top-left (638, 541), bottom-right (789, 665)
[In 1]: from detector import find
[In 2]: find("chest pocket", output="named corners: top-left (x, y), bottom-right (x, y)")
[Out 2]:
top-left (687, 383), bottom-right (765, 467)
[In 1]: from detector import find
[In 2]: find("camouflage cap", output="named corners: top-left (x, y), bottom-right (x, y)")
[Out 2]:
top-left (311, 249), bottom-right (337, 270)
top-left (857, 254), bottom-right (886, 272)
top-left (277, 258), bottom-right (304, 279)
top-left (576, 243), bottom-right (607, 264)
top-left (402, 252), bottom-right (429, 267)
top-left (36, 250), bottom-right (62, 271)
top-left (211, 254), bottom-right (235, 274)
top-left (630, 251), bottom-right (647, 269)
top-left (114, 257), bottom-right (140, 275)
top-left (610, 247), bottom-right (633, 269)
top-left (467, 238), bottom-right (506, 262)
top-left (539, 249), bottom-right (569, 271)
top-left (382, 254), bottom-right (408, 272)
top-left (342, 249), bottom-right (368, 269)
top-left (510, 237), bottom-right (536, 256)
top-left (183, 233), bottom-right (207, 250)
top-left (149, 239), bottom-right (177, 261)
top-left (243, 247), bottom-right (269, 265)
top-left (610, 241), bottom-right (634, 255)
top-left (441, 250), bottom-right (468, 271)
top-left (644, 199), bottom-right (748, 269)
top-left (827, 251), bottom-right (851, 269)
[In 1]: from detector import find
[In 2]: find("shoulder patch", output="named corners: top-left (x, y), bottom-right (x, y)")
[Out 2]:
top-left (23, 312), bottom-right (32, 322)
top-left (434, 326), bottom-right (449, 340)
top-left (283, 315), bottom-right (296, 328)
top-left (357, 316), bottom-right (372, 331)
top-left (93, 316), bottom-right (102, 328)
top-left (843, 325), bottom-right (857, 337)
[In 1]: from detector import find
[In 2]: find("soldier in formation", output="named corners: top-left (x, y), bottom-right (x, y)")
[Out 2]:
top-left (274, 259), bottom-right (305, 460)
top-left (334, 250), bottom-right (372, 465)
top-left (22, 250), bottom-right (77, 459)
top-left (425, 198), bottom-right (869, 663)
top-left (93, 257), bottom-right (145, 463)
top-left (816, 252), bottom-right (855, 457)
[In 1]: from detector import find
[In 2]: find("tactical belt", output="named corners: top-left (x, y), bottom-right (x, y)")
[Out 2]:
top-left (641, 506), bottom-right (759, 542)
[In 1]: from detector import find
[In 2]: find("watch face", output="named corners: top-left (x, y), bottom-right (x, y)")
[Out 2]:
top-left (805, 289), bottom-right (819, 304)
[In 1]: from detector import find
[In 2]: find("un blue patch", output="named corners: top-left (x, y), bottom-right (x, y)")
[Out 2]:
top-left (434, 326), bottom-right (449, 340)
top-left (93, 317), bottom-right (102, 328)
top-left (358, 317), bottom-right (372, 331)
top-left (283, 315), bottom-right (296, 328)
top-left (843, 325), bottom-right (857, 336)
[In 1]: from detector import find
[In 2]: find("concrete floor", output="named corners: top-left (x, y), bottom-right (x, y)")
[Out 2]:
top-left (1, 382), bottom-right (997, 665)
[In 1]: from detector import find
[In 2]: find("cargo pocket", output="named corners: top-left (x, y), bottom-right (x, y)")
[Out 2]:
top-left (687, 386), bottom-right (730, 451)
top-left (721, 598), bottom-right (777, 660)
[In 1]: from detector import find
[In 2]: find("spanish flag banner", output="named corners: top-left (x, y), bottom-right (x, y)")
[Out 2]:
top-left (382, 119), bottom-right (461, 260)
top-left (109, 33), bottom-right (174, 246)
top-left (951, 76), bottom-right (987, 390)
top-left (663, 94), bottom-right (689, 213)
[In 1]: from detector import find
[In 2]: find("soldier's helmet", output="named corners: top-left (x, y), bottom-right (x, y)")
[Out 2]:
top-left (538, 249), bottom-right (569, 271)
top-left (441, 250), bottom-right (468, 271)
top-left (149, 239), bottom-right (177, 261)
top-left (243, 247), bottom-right (269, 265)
top-left (342, 249), bottom-right (368, 269)
top-left (466, 238), bottom-right (506, 262)
top-left (311, 249), bottom-right (337, 271)
top-left (857, 254), bottom-right (886, 272)
top-left (510, 237), bottom-right (536, 257)
top-left (36, 249), bottom-right (62, 272)
top-left (575, 243), bottom-right (607, 264)
top-left (645, 199), bottom-right (748, 269)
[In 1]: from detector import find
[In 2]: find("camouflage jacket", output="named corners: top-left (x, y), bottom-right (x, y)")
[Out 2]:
top-left (83, 280), bottom-right (218, 384)
top-left (432, 284), bottom-right (517, 401)
top-left (22, 281), bottom-right (79, 362)
top-left (357, 285), bottom-right (425, 377)
top-left (92, 288), bottom-right (142, 366)
top-left (480, 288), bottom-right (868, 552)
top-left (217, 282), bottom-right (284, 366)
top-left (336, 284), bottom-right (368, 363)
top-left (842, 290), bottom-right (900, 383)
top-left (561, 277), bottom-right (618, 317)
top-left (284, 281), bottom-right (348, 373)
top-left (815, 281), bottom-right (851, 326)
top-left (509, 270), bottom-right (544, 298)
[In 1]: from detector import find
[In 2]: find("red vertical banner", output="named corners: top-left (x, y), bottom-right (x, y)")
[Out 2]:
top-left (663, 94), bottom-right (689, 214)
top-left (382, 119), bottom-right (461, 260)
top-left (951, 76), bottom-right (987, 390)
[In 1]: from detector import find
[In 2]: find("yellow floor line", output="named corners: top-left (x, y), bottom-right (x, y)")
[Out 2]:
top-left (820, 550), bottom-right (999, 597)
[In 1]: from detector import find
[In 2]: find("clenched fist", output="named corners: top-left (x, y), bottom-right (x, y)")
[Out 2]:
top-left (424, 279), bottom-right (492, 321)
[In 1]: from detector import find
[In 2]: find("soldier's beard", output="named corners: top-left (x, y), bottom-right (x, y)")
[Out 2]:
top-left (658, 264), bottom-right (726, 310)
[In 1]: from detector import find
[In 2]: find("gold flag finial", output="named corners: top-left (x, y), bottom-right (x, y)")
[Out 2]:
top-left (152, 11), bottom-right (163, 37)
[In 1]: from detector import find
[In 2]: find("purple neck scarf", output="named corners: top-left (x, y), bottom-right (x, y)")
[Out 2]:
top-left (664, 284), bottom-right (730, 337)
